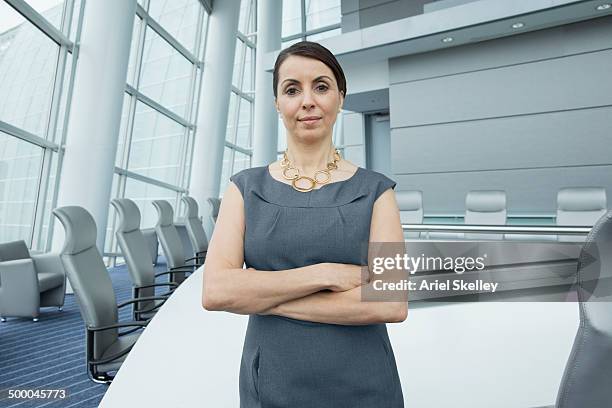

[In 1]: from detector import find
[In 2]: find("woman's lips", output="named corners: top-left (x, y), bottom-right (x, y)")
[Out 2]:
top-left (299, 117), bottom-right (321, 125)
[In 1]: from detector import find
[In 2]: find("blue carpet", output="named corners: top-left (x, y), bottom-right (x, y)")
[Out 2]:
top-left (0, 260), bottom-right (171, 408)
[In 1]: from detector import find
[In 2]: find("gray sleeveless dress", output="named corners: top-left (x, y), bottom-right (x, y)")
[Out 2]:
top-left (230, 165), bottom-right (404, 408)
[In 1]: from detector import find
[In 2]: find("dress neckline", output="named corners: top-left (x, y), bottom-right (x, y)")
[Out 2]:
top-left (265, 165), bottom-right (362, 192)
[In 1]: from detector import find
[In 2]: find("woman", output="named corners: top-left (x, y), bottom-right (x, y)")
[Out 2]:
top-left (203, 41), bottom-right (406, 407)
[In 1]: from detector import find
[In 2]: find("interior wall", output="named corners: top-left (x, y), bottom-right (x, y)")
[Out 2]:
top-left (388, 16), bottom-right (612, 215)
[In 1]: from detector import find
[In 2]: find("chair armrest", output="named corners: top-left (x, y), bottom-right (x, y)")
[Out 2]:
top-left (117, 296), bottom-right (168, 309)
top-left (30, 253), bottom-right (65, 277)
top-left (154, 270), bottom-right (178, 278)
top-left (135, 282), bottom-right (178, 290)
top-left (184, 258), bottom-right (204, 267)
top-left (120, 296), bottom-right (168, 317)
top-left (0, 259), bottom-right (39, 290)
top-left (87, 321), bottom-right (148, 332)
top-left (169, 266), bottom-right (195, 272)
top-left (90, 346), bottom-right (135, 365)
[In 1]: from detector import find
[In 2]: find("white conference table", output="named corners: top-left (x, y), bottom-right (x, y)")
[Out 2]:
top-left (100, 267), bottom-right (578, 408)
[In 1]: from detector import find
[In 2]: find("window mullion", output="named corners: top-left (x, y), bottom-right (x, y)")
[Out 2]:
top-left (301, 0), bottom-right (307, 40)
top-left (119, 16), bottom-right (146, 178)
top-left (133, 16), bottom-right (148, 90)
top-left (5, 0), bottom-right (73, 49)
top-left (43, 145), bottom-right (65, 252)
top-left (179, 53), bottom-right (199, 190)
top-left (45, 44), bottom-right (69, 145)
top-left (30, 146), bottom-right (52, 250)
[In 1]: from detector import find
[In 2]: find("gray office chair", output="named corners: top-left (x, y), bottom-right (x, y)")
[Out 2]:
top-left (557, 187), bottom-right (607, 242)
top-left (152, 200), bottom-right (200, 284)
top-left (181, 195), bottom-right (208, 262)
top-left (464, 190), bottom-right (507, 240)
top-left (207, 197), bottom-right (221, 226)
top-left (176, 223), bottom-right (196, 263)
top-left (141, 227), bottom-right (159, 266)
top-left (53, 206), bottom-right (167, 383)
top-left (111, 198), bottom-right (177, 320)
top-left (555, 209), bottom-right (612, 407)
top-left (396, 191), bottom-right (423, 239)
top-left (0, 240), bottom-right (66, 321)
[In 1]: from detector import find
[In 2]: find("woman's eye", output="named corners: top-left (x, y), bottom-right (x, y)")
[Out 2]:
top-left (285, 87), bottom-right (298, 95)
top-left (315, 84), bottom-right (329, 92)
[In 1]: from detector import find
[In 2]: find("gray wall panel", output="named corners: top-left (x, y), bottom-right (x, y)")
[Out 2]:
top-left (341, 0), bottom-right (429, 32)
top-left (341, 11), bottom-right (360, 33)
top-left (424, 0), bottom-right (478, 13)
top-left (341, 0), bottom-right (360, 13)
top-left (358, 0), bottom-right (424, 28)
top-left (388, 18), bottom-right (612, 214)
top-left (389, 16), bottom-right (612, 84)
top-left (395, 166), bottom-right (612, 214)
top-left (343, 112), bottom-right (365, 145)
top-left (390, 48), bottom-right (612, 128)
top-left (391, 106), bottom-right (612, 174)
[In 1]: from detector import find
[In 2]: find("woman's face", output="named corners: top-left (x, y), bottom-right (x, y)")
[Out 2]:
top-left (275, 55), bottom-right (344, 144)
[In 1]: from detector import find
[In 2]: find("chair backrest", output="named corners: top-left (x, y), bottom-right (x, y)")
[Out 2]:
top-left (557, 187), bottom-right (608, 242)
top-left (464, 190), bottom-right (506, 240)
top-left (176, 224), bottom-right (195, 261)
top-left (152, 200), bottom-right (185, 269)
top-left (207, 197), bottom-right (221, 226)
top-left (0, 240), bottom-right (31, 261)
top-left (141, 228), bottom-right (159, 265)
top-left (555, 210), bottom-right (612, 407)
top-left (181, 196), bottom-right (209, 253)
top-left (52, 206), bottom-right (118, 359)
top-left (110, 199), bottom-right (155, 289)
top-left (396, 191), bottom-right (423, 239)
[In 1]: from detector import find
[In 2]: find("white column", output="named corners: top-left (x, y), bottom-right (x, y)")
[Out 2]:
top-left (252, 0), bottom-right (282, 167)
top-left (189, 0), bottom-right (241, 237)
top-left (52, 0), bottom-right (136, 251)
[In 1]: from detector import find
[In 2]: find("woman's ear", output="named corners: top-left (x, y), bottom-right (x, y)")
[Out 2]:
top-left (274, 99), bottom-right (280, 113)
top-left (338, 92), bottom-right (344, 112)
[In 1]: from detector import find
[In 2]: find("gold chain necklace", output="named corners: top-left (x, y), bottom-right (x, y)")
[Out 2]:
top-left (280, 148), bottom-right (342, 192)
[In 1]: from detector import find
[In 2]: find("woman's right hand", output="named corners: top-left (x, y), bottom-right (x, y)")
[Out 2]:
top-left (320, 263), bottom-right (367, 292)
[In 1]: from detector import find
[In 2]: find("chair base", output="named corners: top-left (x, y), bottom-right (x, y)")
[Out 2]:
top-left (89, 372), bottom-right (115, 384)
top-left (0, 316), bottom-right (41, 322)
top-left (88, 366), bottom-right (115, 384)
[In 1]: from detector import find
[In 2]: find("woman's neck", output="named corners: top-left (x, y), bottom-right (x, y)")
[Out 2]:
top-left (285, 139), bottom-right (336, 174)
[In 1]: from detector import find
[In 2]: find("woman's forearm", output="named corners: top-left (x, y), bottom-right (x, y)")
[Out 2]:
top-left (263, 282), bottom-right (408, 325)
top-left (203, 264), bottom-right (332, 315)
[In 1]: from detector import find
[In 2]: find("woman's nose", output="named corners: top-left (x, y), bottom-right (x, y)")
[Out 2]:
top-left (301, 90), bottom-right (315, 109)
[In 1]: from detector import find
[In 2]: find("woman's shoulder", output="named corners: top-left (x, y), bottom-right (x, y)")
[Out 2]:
top-left (355, 166), bottom-right (395, 183)
top-left (357, 167), bottom-right (397, 201)
top-left (229, 166), bottom-right (268, 195)
top-left (230, 166), bottom-right (266, 181)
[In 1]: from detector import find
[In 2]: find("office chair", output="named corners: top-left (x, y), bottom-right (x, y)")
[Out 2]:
top-left (181, 195), bottom-right (208, 263)
top-left (396, 191), bottom-right (423, 239)
top-left (176, 223), bottom-right (197, 264)
top-left (141, 227), bottom-right (160, 266)
top-left (207, 197), bottom-right (221, 226)
top-left (111, 198), bottom-right (178, 320)
top-left (555, 210), bottom-right (612, 407)
top-left (152, 200), bottom-right (201, 284)
top-left (0, 240), bottom-right (66, 321)
top-left (464, 190), bottom-right (507, 240)
top-left (53, 206), bottom-right (167, 383)
top-left (557, 187), bottom-right (607, 242)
